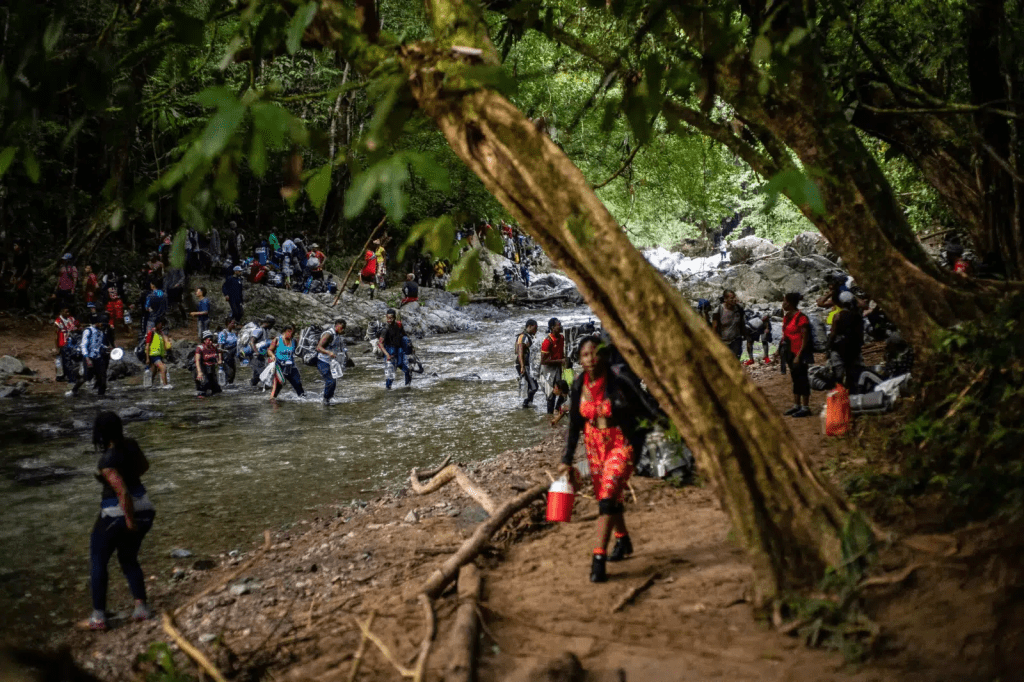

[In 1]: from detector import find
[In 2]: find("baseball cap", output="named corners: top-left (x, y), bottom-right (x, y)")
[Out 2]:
top-left (233, 265), bottom-right (242, 272)
top-left (63, 253), bottom-right (73, 260)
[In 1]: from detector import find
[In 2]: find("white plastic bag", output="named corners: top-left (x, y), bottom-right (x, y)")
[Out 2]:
top-left (259, 361), bottom-right (276, 386)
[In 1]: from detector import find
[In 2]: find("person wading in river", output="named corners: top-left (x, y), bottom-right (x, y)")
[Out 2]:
top-left (515, 319), bottom-right (539, 408)
top-left (377, 309), bottom-right (411, 389)
top-left (539, 318), bottom-right (569, 414)
top-left (249, 315), bottom-right (276, 388)
top-left (218, 317), bottom-right (239, 385)
top-left (557, 336), bottom-right (661, 583)
top-left (194, 330), bottom-right (223, 398)
top-left (72, 313), bottom-right (114, 397)
top-left (268, 324), bottom-right (305, 399)
top-left (316, 318), bottom-right (347, 405)
top-left (85, 411), bottom-right (155, 630)
top-left (146, 317), bottom-right (173, 389)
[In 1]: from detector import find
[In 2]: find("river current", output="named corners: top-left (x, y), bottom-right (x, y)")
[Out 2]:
top-left (0, 309), bottom-right (590, 643)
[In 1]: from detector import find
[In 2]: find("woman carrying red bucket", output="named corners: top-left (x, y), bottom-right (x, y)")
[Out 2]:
top-left (556, 336), bottom-right (664, 583)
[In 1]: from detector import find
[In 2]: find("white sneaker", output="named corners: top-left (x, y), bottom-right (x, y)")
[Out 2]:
top-left (161, 384), bottom-right (173, 390)
top-left (64, 390), bottom-right (74, 397)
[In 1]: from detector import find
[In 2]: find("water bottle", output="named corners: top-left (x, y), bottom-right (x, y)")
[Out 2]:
top-left (143, 367), bottom-right (153, 388)
top-left (218, 365), bottom-right (227, 386)
top-left (55, 356), bottom-right (63, 379)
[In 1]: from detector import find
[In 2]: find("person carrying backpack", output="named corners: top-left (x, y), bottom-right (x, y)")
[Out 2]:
top-left (712, 290), bottom-right (746, 359)
top-left (146, 318), bottom-right (173, 389)
top-left (781, 292), bottom-right (813, 417)
top-left (316, 318), bottom-right (347, 405)
top-left (827, 291), bottom-right (864, 392)
top-left (515, 319), bottom-right (539, 408)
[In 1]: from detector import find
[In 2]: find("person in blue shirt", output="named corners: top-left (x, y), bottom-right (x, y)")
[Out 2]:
top-left (221, 266), bottom-right (245, 322)
top-left (145, 281), bottom-right (167, 332)
top-left (190, 286), bottom-right (210, 338)
top-left (267, 324), bottom-right (304, 399)
top-left (71, 313), bottom-right (114, 397)
top-left (217, 317), bottom-right (239, 385)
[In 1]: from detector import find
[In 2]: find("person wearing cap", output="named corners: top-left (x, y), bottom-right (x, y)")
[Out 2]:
top-left (268, 324), bottom-right (305, 399)
top-left (539, 318), bottom-right (569, 414)
top-left (194, 330), bottom-right (223, 398)
top-left (377, 309), bottom-right (411, 389)
top-left (827, 290), bottom-right (864, 391)
top-left (217, 317), bottom-right (239, 385)
top-left (71, 313), bottom-right (115, 397)
top-left (316, 318), bottom-right (347, 404)
top-left (249, 315), bottom-right (276, 387)
top-left (221, 265), bottom-right (245, 323)
top-left (53, 253), bottom-right (79, 315)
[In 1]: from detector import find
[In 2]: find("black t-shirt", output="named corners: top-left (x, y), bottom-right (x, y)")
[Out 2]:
top-left (96, 439), bottom-right (146, 500)
top-left (379, 322), bottom-right (404, 348)
top-left (402, 281), bottom-right (419, 298)
top-left (831, 309), bottom-right (863, 360)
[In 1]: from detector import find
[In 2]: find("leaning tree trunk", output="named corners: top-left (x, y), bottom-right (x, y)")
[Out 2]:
top-left (400, 0), bottom-right (858, 604)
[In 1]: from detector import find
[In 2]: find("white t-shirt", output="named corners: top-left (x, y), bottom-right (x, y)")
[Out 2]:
top-left (318, 329), bottom-right (344, 363)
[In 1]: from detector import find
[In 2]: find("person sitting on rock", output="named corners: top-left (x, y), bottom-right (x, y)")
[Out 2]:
top-left (399, 273), bottom-right (419, 307)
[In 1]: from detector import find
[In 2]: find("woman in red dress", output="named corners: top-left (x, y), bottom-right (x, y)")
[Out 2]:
top-left (558, 336), bottom-right (663, 583)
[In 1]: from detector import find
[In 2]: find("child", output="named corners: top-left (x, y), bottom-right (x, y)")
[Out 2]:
top-left (550, 379), bottom-right (571, 426)
top-left (190, 286), bottom-right (210, 338)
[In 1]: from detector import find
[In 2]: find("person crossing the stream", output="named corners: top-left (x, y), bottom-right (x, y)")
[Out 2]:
top-left (377, 309), bottom-right (411, 389)
top-left (316, 318), bottom-right (347, 405)
top-left (268, 324), bottom-right (305, 399)
top-left (217, 317), bottom-right (239, 385)
top-left (194, 330), bottom-right (223, 398)
top-left (249, 315), bottom-right (276, 388)
top-left (515, 319), bottom-right (539, 408)
top-left (539, 317), bottom-right (570, 414)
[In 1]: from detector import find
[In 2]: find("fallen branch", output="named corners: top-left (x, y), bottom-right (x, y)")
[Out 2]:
top-left (175, 530), bottom-right (272, 617)
top-left (348, 612), bottom-right (376, 682)
top-left (412, 454), bottom-right (453, 481)
top-left (444, 564), bottom-right (482, 682)
top-left (420, 483), bottom-right (547, 599)
top-left (611, 572), bottom-right (659, 613)
top-left (356, 616), bottom-right (414, 677)
top-left (413, 594), bottom-right (436, 682)
top-left (859, 563), bottom-right (926, 588)
top-left (162, 613), bottom-right (228, 682)
top-left (409, 463), bottom-right (498, 515)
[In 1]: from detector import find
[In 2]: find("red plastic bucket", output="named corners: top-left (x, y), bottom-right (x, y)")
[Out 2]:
top-left (546, 477), bottom-right (574, 522)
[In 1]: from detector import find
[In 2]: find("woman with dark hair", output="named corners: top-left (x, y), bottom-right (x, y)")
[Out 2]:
top-left (782, 292), bottom-right (813, 417)
top-left (87, 411), bottom-right (155, 630)
top-left (556, 336), bottom-right (662, 583)
top-left (268, 324), bottom-right (305, 399)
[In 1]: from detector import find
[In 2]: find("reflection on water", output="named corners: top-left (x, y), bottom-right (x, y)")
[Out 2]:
top-left (0, 309), bottom-right (593, 643)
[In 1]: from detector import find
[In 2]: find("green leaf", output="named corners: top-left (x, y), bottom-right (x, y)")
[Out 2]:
top-left (251, 102), bottom-right (293, 148)
top-left (406, 152), bottom-right (451, 193)
top-left (286, 3), bottom-right (318, 55)
top-left (0, 147), bottom-right (17, 179)
top-left (345, 165), bottom-right (380, 219)
top-left (194, 90), bottom-right (245, 160)
top-left (249, 131), bottom-right (268, 177)
top-left (483, 225), bottom-right (504, 254)
top-left (23, 149), bottom-right (40, 183)
top-left (399, 216), bottom-right (456, 262)
top-left (43, 15), bottom-right (67, 54)
top-left (379, 156), bottom-right (410, 221)
top-left (214, 156), bottom-right (238, 204)
top-left (752, 35), bottom-right (772, 64)
top-left (167, 7), bottom-right (206, 46)
top-left (447, 247), bottom-right (483, 293)
top-left (170, 228), bottom-right (188, 269)
top-left (763, 169), bottom-right (825, 215)
top-left (306, 164), bottom-right (332, 211)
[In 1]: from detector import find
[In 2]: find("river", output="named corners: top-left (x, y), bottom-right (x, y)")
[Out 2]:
top-left (0, 309), bottom-right (590, 644)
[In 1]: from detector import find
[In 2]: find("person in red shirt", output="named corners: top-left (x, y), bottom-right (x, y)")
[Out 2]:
top-left (540, 317), bottom-right (570, 414)
top-left (53, 254), bottom-right (78, 314)
top-left (781, 292), bottom-right (813, 418)
top-left (82, 265), bottom-right (99, 312)
top-left (54, 306), bottom-right (79, 382)
top-left (349, 244), bottom-right (378, 299)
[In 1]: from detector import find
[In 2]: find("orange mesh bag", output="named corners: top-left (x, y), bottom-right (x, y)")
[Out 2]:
top-left (825, 384), bottom-right (852, 436)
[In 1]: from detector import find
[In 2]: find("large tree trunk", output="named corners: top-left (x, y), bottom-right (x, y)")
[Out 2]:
top-left (400, 0), bottom-right (858, 604)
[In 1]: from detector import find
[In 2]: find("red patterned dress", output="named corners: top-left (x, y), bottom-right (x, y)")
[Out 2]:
top-left (580, 374), bottom-right (634, 503)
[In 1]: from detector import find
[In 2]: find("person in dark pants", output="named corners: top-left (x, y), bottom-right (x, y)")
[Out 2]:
top-left (249, 315), bottom-right (276, 387)
top-left (86, 411), bottom-right (155, 630)
top-left (217, 317), bottom-right (239, 385)
top-left (221, 265), bottom-right (245, 322)
top-left (515, 319), bottom-right (539, 408)
top-left (539, 318), bottom-right (569, 414)
top-left (781, 292), bottom-right (813, 417)
top-left (827, 291), bottom-right (864, 392)
top-left (268, 324), bottom-right (304, 399)
top-left (72, 314), bottom-right (114, 397)
top-left (377, 309), bottom-right (411, 389)
top-left (53, 253), bottom-right (78, 315)
top-left (316, 318), bottom-right (347, 405)
top-left (194, 330), bottom-right (223, 398)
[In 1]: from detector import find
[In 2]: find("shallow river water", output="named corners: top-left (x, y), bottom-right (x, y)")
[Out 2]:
top-left (0, 309), bottom-right (590, 643)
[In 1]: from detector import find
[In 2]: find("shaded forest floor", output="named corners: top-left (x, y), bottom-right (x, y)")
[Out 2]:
top-left (11, 353), bottom-right (1024, 681)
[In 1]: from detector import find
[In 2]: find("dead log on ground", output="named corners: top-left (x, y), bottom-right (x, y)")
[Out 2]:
top-left (420, 483), bottom-right (547, 599)
top-left (444, 564), bottom-right (482, 682)
top-left (412, 454), bottom-right (453, 480)
top-left (410, 463), bottom-right (498, 515)
top-left (611, 573), bottom-right (659, 613)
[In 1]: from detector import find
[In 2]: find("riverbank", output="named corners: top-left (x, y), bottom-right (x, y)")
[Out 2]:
top-left (44, 362), bottom-right (1023, 682)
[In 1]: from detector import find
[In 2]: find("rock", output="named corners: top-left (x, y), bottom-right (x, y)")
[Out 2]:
top-left (192, 560), bottom-right (216, 571)
top-left (229, 583), bottom-right (250, 596)
top-left (786, 231), bottom-right (837, 261)
top-left (170, 548), bottom-right (194, 559)
top-left (171, 568), bottom-right (186, 581)
top-left (198, 633), bottom-right (217, 644)
top-left (670, 237), bottom-right (714, 258)
top-left (403, 510), bottom-right (419, 524)
top-left (0, 356), bottom-right (26, 375)
top-left (107, 352), bottom-right (144, 381)
top-left (729, 236), bottom-right (776, 264)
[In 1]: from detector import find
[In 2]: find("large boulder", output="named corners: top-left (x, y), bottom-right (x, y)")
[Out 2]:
top-left (721, 266), bottom-right (781, 304)
top-left (729, 236), bottom-right (777, 264)
top-left (0, 355), bottom-right (27, 376)
top-left (108, 351), bottom-right (145, 381)
top-left (786, 231), bottom-right (837, 262)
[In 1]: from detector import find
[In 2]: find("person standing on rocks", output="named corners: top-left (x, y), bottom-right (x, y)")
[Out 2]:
top-left (316, 318), bottom-right (347, 405)
top-left (268, 324), bottom-right (305, 399)
top-left (249, 315), bottom-right (276, 388)
top-left (52, 253), bottom-right (78, 315)
top-left (377, 309), bottom-right (411, 389)
top-left (222, 265), bottom-right (245, 323)
top-left (194, 330), bottom-right (223, 398)
top-left (190, 286), bottom-right (210, 338)
top-left (11, 240), bottom-right (33, 311)
top-left (218, 317), bottom-right (239, 385)
top-left (82, 265), bottom-right (99, 314)
top-left (515, 319), bottom-right (539, 408)
top-left (145, 280), bottom-right (168, 333)
top-left (85, 411), bottom-right (155, 630)
top-left (781, 292), bottom-right (813, 418)
top-left (557, 336), bottom-right (661, 583)
top-left (539, 318), bottom-right (569, 414)
top-left (72, 313), bottom-right (114, 397)
top-left (712, 290), bottom-right (746, 360)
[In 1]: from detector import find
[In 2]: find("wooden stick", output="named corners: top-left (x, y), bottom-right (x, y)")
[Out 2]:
top-left (611, 572), bottom-right (659, 613)
top-left (420, 483), bottom-right (547, 599)
top-left (444, 564), bottom-right (482, 682)
top-left (412, 454), bottom-right (453, 481)
top-left (356, 617), bottom-right (414, 677)
top-left (628, 481), bottom-right (637, 504)
top-left (175, 530), bottom-right (271, 618)
top-left (162, 613), bottom-right (228, 682)
top-left (348, 612), bottom-right (376, 682)
top-left (412, 594), bottom-right (436, 682)
top-left (333, 216), bottom-right (387, 305)
top-left (409, 464), bottom-right (498, 515)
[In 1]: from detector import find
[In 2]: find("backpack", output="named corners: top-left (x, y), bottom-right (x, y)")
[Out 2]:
top-left (807, 312), bottom-right (827, 353)
top-left (145, 329), bottom-right (155, 347)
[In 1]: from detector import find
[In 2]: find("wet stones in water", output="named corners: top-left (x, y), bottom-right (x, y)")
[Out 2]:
top-left (170, 548), bottom-right (194, 559)
top-left (11, 463), bottom-right (80, 486)
top-left (0, 356), bottom-right (29, 376)
top-left (118, 406), bottom-right (163, 422)
top-left (0, 382), bottom-right (29, 399)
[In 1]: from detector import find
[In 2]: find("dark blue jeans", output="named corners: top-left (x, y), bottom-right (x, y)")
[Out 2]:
top-left (275, 364), bottom-right (304, 396)
top-left (384, 346), bottom-right (411, 387)
top-left (318, 359), bottom-right (336, 400)
top-left (90, 511), bottom-right (155, 611)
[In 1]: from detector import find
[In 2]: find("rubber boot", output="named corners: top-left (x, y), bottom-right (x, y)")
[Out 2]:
top-left (608, 535), bottom-right (633, 562)
top-left (590, 553), bottom-right (607, 583)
